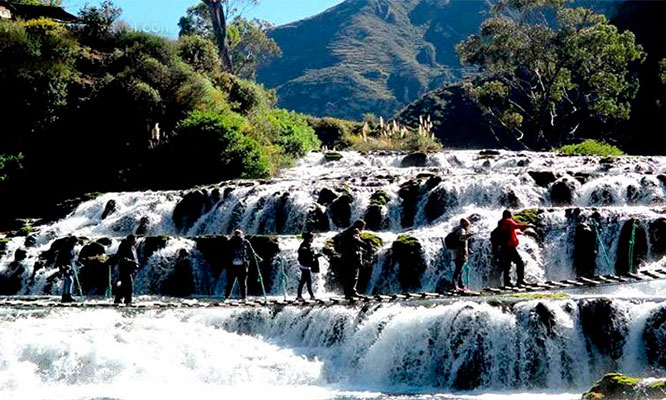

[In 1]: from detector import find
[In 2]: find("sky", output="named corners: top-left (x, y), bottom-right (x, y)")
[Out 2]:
top-left (61, 0), bottom-right (344, 38)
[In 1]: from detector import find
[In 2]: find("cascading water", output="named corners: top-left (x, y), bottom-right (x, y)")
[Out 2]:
top-left (2, 150), bottom-right (666, 399)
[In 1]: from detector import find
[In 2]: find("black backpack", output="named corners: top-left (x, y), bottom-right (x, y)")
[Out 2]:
top-left (444, 228), bottom-right (461, 250)
top-left (490, 222), bottom-right (509, 249)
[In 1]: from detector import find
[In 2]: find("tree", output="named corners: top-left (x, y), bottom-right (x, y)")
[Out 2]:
top-left (77, 0), bottom-right (122, 45)
top-left (178, 1), bottom-right (280, 78)
top-left (457, 0), bottom-right (645, 149)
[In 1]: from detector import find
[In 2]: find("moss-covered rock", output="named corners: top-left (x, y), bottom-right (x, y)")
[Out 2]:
top-left (580, 298), bottom-right (628, 360)
top-left (392, 234), bottom-right (426, 291)
top-left (305, 205), bottom-right (330, 233)
top-left (317, 188), bottom-right (338, 206)
top-left (365, 190), bottom-right (390, 231)
top-left (582, 373), bottom-right (666, 400)
top-left (398, 179), bottom-right (425, 228)
top-left (323, 231), bottom-right (383, 294)
top-left (329, 194), bottom-right (353, 228)
top-left (323, 152), bottom-right (343, 162)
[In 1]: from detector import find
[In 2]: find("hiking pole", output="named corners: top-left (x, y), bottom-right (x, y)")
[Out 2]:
top-left (105, 263), bottom-right (113, 299)
top-left (278, 256), bottom-right (289, 301)
top-left (253, 253), bottom-right (268, 305)
top-left (628, 220), bottom-right (637, 273)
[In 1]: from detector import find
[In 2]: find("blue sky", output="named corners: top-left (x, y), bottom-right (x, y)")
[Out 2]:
top-left (61, 0), bottom-right (344, 38)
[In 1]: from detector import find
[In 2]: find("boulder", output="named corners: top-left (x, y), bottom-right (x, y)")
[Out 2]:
top-left (579, 298), bottom-right (628, 360)
top-left (329, 194), bottom-right (353, 228)
top-left (305, 205), bottom-right (330, 233)
top-left (323, 231), bottom-right (383, 295)
top-left (574, 223), bottom-right (598, 277)
top-left (615, 219), bottom-right (648, 275)
top-left (398, 179), bottom-right (424, 228)
top-left (479, 149), bottom-right (500, 156)
top-left (425, 186), bottom-right (457, 223)
top-left (246, 236), bottom-right (281, 296)
top-left (323, 152), bottom-right (343, 162)
top-left (194, 235), bottom-right (230, 276)
top-left (391, 235), bottom-right (426, 291)
top-left (317, 188), bottom-right (338, 206)
top-left (135, 216), bottom-right (150, 235)
top-left (649, 218), bottom-right (666, 259)
top-left (101, 199), bottom-right (117, 220)
top-left (173, 190), bottom-right (207, 232)
top-left (400, 152), bottom-right (428, 168)
top-left (550, 178), bottom-right (575, 206)
top-left (644, 305), bottom-right (666, 368)
top-left (582, 373), bottom-right (666, 400)
top-left (274, 192), bottom-right (291, 234)
top-left (528, 171), bottom-right (558, 187)
top-left (364, 190), bottom-right (389, 231)
top-left (162, 250), bottom-right (195, 298)
top-left (141, 236), bottom-right (169, 261)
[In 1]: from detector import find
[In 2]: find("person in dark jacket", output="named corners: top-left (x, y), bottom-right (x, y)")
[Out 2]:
top-left (55, 240), bottom-right (77, 303)
top-left (500, 210), bottom-right (531, 287)
top-left (341, 220), bottom-right (368, 300)
top-left (296, 232), bottom-right (322, 301)
top-left (449, 218), bottom-right (473, 291)
top-left (114, 234), bottom-right (138, 305)
top-left (225, 230), bottom-right (262, 300)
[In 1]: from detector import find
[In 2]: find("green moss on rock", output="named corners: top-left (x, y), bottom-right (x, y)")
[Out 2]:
top-left (324, 152), bottom-right (343, 162)
top-left (360, 232), bottom-right (384, 250)
top-left (370, 190), bottom-right (389, 207)
top-left (582, 373), bottom-right (666, 400)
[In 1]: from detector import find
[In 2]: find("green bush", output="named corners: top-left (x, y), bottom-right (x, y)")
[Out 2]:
top-left (173, 110), bottom-right (270, 181)
top-left (177, 34), bottom-right (221, 78)
top-left (266, 110), bottom-right (320, 158)
top-left (0, 154), bottom-right (23, 182)
top-left (305, 116), bottom-right (358, 149)
top-left (216, 73), bottom-right (276, 114)
top-left (555, 140), bottom-right (625, 156)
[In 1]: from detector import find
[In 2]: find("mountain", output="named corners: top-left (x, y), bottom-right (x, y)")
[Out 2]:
top-left (257, 0), bottom-right (489, 121)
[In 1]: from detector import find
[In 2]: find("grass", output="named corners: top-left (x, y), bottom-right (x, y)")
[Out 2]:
top-left (555, 140), bottom-right (625, 156)
top-left (497, 293), bottom-right (570, 301)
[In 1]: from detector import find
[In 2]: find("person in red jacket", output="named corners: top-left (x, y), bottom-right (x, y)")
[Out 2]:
top-left (500, 210), bottom-right (531, 287)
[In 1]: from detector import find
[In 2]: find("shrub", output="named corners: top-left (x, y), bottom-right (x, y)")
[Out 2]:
top-left (266, 110), bottom-right (320, 158)
top-left (172, 110), bottom-right (270, 182)
top-left (177, 34), bottom-right (221, 78)
top-left (216, 73), bottom-right (276, 114)
top-left (555, 140), bottom-right (625, 156)
top-left (0, 154), bottom-right (23, 182)
top-left (305, 116), bottom-right (358, 149)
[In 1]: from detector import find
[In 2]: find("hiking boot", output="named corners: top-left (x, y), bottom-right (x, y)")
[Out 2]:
top-left (296, 296), bottom-right (305, 302)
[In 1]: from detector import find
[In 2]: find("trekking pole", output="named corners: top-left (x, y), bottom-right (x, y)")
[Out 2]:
top-left (253, 253), bottom-right (268, 305)
top-left (278, 256), bottom-right (289, 301)
top-left (590, 220), bottom-right (613, 271)
top-left (628, 220), bottom-right (637, 273)
top-left (71, 261), bottom-right (84, 301)
top-left (105, 263), bottom-right (113, 299)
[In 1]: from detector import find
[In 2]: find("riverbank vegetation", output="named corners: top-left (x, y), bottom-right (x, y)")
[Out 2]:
top-left (555, 140), bottom-right (625, 157)
top-left (0, 1), bottom-right (319, 220)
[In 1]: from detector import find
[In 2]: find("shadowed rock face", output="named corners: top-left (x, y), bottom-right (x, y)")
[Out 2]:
top-left (580, 298), bottom-right (628, 360)
top-left (615, 219), bottom-right (648, 275)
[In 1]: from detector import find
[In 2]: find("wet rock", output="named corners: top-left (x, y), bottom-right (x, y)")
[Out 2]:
top-left (0, 257), bottom-right (25, 295)
top-left (533, 302), bottom-right (556, 334)
top-left (135, 216), bottom-right (150, 235)
top-left (626, 185), bottom-right (641, 204)
top-left (574, 223), bottom-right (597, 277)
top-left (580, 298), bottom-right (628, 360)
top-left (364, 190), bottom-right (389, 231)
top-left (323, 152), bottom-right (343, 162)
top-left (173, 190), bottom-right (207, 232)
top-left (79, 241), bottom-right (106, 260)
top-left (398, 179), bottom-right (424, 228)
top-left (305, 205), bottom-right (330, 233)
top-left (658, 175), bottom-right (666, 187)
top-left (479, 149), bottom-right (500, 157)
top-left (391, 235), bottom-right (426, 291)
top-left (615, 219), bottom-right (648, 275)
top-left (14, 249), bottom-right (27, 262)
top-left (274, 192), bottom-right (291, 234)
top-left (591, 187), bottom-right (616, 206)
top-left (424, 175), bottom-right (442, 191)
top-left (329, 194), bottom-right (353, 228)
top-left (517, 159), bottom-right (530, 167)
top-left (582, 373), bottom-right (666, 400)
top-left (650, 218), bottom-right (666, 259)
top-left (400, 152), bottom-right (428, 168)
top-left (644, 305), bottom-right (666, 368)
top-left (162, 250), bottom-right (195, 298)
top-left (24, 234), bottom-right (37, 247)
top-left (550, 178), bottom-right (575, 206)
top-left (528, 171), bottom-right (558, 187)
top-left (425, 186), bottom-right (457, 223)
top-left (194, 236), bottom-right (230, 276)
top-left (141, 236), bottom-right (169, 261)
top-left (317, 188), bottom-right (338, 206)
top-left (501, 190), bottom-right (521, 209)
top-left (78, 241), bottom-right (110, 296)
top-left (101, 200), bottom-right (117, 220)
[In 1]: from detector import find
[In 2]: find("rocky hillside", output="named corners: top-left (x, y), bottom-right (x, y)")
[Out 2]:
top-left (257, 0), bottom-right (489, 120)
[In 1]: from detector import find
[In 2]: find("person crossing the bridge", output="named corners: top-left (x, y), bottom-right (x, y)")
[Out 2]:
top-left (114, 234), bottom-right (139, 305)
top-left (296, 232), bottom-right (323, 301)
top-left (55, 236), bottom-right (78, 303)
top-left (225, 230), bottom-right (262, 300)
top-left (446, 218), bottom-right (474, 291)
top-left (341, 220), bottom-right (369, 300)
top-left (499, 210), bottom-right (531, 287)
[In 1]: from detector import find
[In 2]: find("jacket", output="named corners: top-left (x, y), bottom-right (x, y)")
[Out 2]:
top-left (500, 218), bottom-right (529, 248)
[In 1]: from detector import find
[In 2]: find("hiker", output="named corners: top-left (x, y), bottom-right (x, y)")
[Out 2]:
top-left (499, 210), bottom-right (531, 287)
top-left (296, 232), bottom-right (322, 301)
top-left (225, 230), bottom-right (262, 300)
top-left (341, 220), bottom-right (368, 300)
top-left (114, 234), bottom-right (139, 305)
top-left (446, 218), bottom-right (473, 291)
top-left (55, 241), bottom-right (77, 303)
top-left (489, 220), bottom-right (505, 287)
